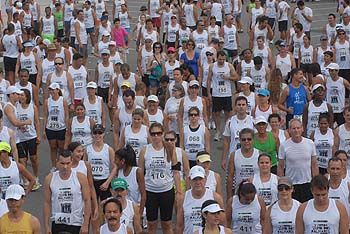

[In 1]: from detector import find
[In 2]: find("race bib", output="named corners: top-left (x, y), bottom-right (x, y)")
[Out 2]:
top-left (55, 212), bottom-right (72, 225)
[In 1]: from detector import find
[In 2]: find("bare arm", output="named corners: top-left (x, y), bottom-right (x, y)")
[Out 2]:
top-left (77, 173), bottom-right (92, 233)
top-left (43, 174), bottom-right (53, 234)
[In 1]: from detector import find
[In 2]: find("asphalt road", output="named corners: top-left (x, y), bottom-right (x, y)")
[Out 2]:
top-left (4, 0), bottom-right (338, 232)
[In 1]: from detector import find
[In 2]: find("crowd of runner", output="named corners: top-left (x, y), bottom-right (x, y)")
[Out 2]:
top-left (0, 0), bottom-right (350, 233)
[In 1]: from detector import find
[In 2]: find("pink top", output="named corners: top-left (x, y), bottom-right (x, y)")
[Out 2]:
top-left (111, 27), bottom-right (128, 47)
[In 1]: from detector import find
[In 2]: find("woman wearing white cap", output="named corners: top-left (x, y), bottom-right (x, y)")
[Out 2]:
top-left (94, 32), bottom-right (111, 60)
top-left (266, 177), bottom-right (300, 234)
top-left (146, 95), bottom-right (165, 125)
top-left (15, 41), bottom-right (41, 85)
top-left (83, 81), bottom-right (106, 126)
top-left (43, 82), bottom-right (69, 169)
top-left (234, 76), bottom-right (256, 115)
top-left (194, 199), bottom-right (232, 234)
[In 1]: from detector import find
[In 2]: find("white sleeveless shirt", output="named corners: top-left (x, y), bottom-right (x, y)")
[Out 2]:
top-left (0, 160), bottom-right (20, 196)
top-left (86, 143), bottom-right (111, 180)
top-left (117, 167), bottom-right (141, 204)
top-left (270, 199), bottom-right (300, 234)
top-left (71, 116), bottom-right (93, 146)
top-left (16, 103), bottom-right (37, 142)
top-left (124, 124), bottom-right (148, 161)
top-left (46, 96), bottom-right (66, 131)
top-left (83, 96), bottom-right (103, 124)
top-left (233, 148), bottom-right (260, 186)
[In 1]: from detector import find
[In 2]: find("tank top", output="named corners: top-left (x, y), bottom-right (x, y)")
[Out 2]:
top-left (100, 223), bottom-right (128, 233)
top-left (11, 21), bottom-right (22, 39)
top-left (278, 129), bottom-right (286, 144)
top-left (226, 115), bottom-right (254, 153)
top-left (0, 79), bottom-right (8, 104)
top-left (0, 212), bottom-right (33, 233)
top-left (68, 65), bottom-right (88, 100)
top-left (211, 62), bottom-right (232, 97)
top-left (72, 160), bottom-right (87, 176)
top-left (71, 116), bottom-right (92, 146)
top-left (317, 46), bottom-right (331, 65)
top-left (276, 53), bottom-right (292, 78)
top-left (0, 160), bottom-right (20, 196)
top-left (300, 44), bottom-right (313, 64)
top-left (166, 23), bottom-right (179, 43)
top-left (19, 52), bottom-right (37, 75)
top-left (141, 46), bottom-right (153, 75)
top-left (113, 0), bottom-right (125, 18)
top-left (253, 25), bottom-right (269, 47)
top-left (338, 124), bottom-right (350, 157)
top-left (211, 2), bottom-right (223, 22)
top-left (118, 107), bottom-right (132, 133)
top-left (223, 24), bottom-right (238, 50)
top-left (335, 40), bottom-right (350, 69)
top-left (98, 62), bottom-right (114, 88)
top-left (252, 173), bottom-right (278, 206)
top-left (329, 179), bottom-right (350, 218)
top-left (83, 96), bottom-right (103, 124)
top-left (254, 105), bottom-right (273, 121)
top-left (70, 19), bottom-right (76, 37)
top-left (2, 34), bottom-right (19, 58)
top-left (75, 20), bottom-right (88, 44)
top-left (117, 167), bottom-right (140, 204)
top-left (23, 11), bottom-right (32, 28)
top-left (270, 199), bottom-right (300, 234)
top-left (53, 10), bottom-right (64, 30)
top-left (87, 144), bottom-right (111, 180)
top-left (15, 82), bottom-right (33, 101)
top-left (29, 2), bottom-right (39, 21)
top-left (42, 59), bottom-right (55, 84)
top-left (326, 23), bottom-right (337, 42)
top-left (83, 8), bottom-right (94, 29)
top-left (46, 96), bottom-right (66, 131)
top-left (184, 124), bottom-right (206, 161)
top-left (306, 101), bottom-right (328, 137)
top-left (197, 225), bottom-right (226, 234)
top-left (183, 96), bottom-right (204, 125)
top-left (303, 199), bottom-right (340, 233)
top-left (183, 189), bottom-right (214, 234)
top-left (164, 60), bottom-right (180, 81)
top-left (120, 199), bottom-right (134, 232)
top-left (253, 132), bottom-right (277, 166)
top-left (42, 16), bottom-right (55, 35)
top-left (250, 7), bottom-right (264, 28)
top-left (64, 3), bottom-right (74, 21)
top-left (142, 30), bottom-right (158, 44)
top-left (118, 11), bottom-right (130, 29)
top-left (222, 0), bottom-right (233, 14)
top-left (250, 66), bottom-right (267, 89)
top-left (326, 77), bottom-right (345, 113)
top-left (205, 170), bottom-right (217, 192)
top-left (95, 1), bottom-right (105, 19)
top-left (240, 60), bottom-right (254, 77)
top-left (233, 148), bottom-right (260, 186)
top-left (314, 128), bottom-right (334, 169)
top-left (238, 92), bottom-right (255, 115)
top-left (147, 109), bottom-right (163, 125)
top-left (124, 124), bottom-right (148, 161)
top-left (0, 126), bottom-right (11, 144)
top-left (144, 144), bottom-right (173, 192)
top-left (3, 102), bottom-right (17, 132)
top-left (286, 84), bottom-right (308, 116)
top-left (208, 24), bottom-right (220, 39)
top-left (292, 33), bottom-right (305, 58)
top-left (55, 48), bottom-right (66, 63)
top-left (117, 74), bottom-right (136, 96)
top-left (253, 46), bottom-right (269, 68)
top-left (265, 0), bottom-right (277, 18)
top-left (51, 71), bottom-right (70, 102)
top-left (50, 171), bottom-right (84, 226)
top-left (16, 103), bottom-right (37, 142)
top-left (184, 4), bottom-right (196, 27)
top-left (178, 27), bottom-right (191, 46)
top-left (192, 30), bottom-right (209, 51)
top-left (232, 195), bottom-right (262, 233)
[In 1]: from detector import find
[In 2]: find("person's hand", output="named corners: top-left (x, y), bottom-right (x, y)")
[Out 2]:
top-left (92, 208), bottom-right (99, 221)
top-left (42, 131), bottom-right (46, 140)
top-left (25, 119), bottom-right (32, 125)
top-left (80, 224), bottom-right (89, 234)
top-left (221, 159), bottom-right (227, 171)
top-left (100, 181), bottom-right (109, 191)
top-left (287, 107), bottom-right (294, 114)
top-left (36, 136), bottom-right (41, 144)
top-left (79, 43), bottom-right (83, 49)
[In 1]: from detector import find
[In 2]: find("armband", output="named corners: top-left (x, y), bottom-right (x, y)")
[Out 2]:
top-left (171, 162), bottom-right (181, 171)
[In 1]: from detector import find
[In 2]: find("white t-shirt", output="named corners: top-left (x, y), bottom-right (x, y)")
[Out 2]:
top-left (294, 7), bottom-right (313, 31)
top-left (278, 1), bottom-right (290, 21)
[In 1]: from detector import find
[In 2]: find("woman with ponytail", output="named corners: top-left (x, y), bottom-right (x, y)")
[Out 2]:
top-left (194, 199), bottom-right (232, 234)
top-left (115, 145), bottom-right (146, 217)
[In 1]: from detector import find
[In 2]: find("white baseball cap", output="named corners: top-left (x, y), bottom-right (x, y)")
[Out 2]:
top-left (147, 95), bottom-right (159, 102)
top-left (86, 81), bottom-right (97, 89)
top-left (311, 84), bottom-right (325, 93)
top-left (5, 184), bottom-right (25, 200)
top-left (202, 203), bottom-right (224, 214)
top-left (49, 82), bottom-right (61, 90)
top-left (189, 80), bottom-right (200, 87)
top-left (326, 63), bottom-right (340, 70)
top-left (189, 165), bottom-right (205, 180)
top-left (6, 86), bottom-right (23, 95)
top-left (254, 116), bottom-right (268, 125)
top-left (238, 77), bottom-right (253, 85)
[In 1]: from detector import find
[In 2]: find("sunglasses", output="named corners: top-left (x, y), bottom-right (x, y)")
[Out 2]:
top-left (93, 130), bottom-right (104, 135)
top-left (190, 86), bottom-right (199, 89)
top-left (165, 138), bottom-right (176, 142)
top-left (189, 113), bottom-right (199, 117)
top-left (241, 138), bottom-right (252, 142)
top-left (55, 62), bottom-right (63, 65)
top-left (206, 53), bottom-right (213, 56)
top-left (150, 131), bottom-right (163, 136)
top-left (155, 46), bottom-right (161, 49)
top-left (277, 184), bottom-right (291, 191)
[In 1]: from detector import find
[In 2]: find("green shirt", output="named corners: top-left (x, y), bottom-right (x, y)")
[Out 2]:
top-left (253, 132), bottom-right (277, 166)
top-left (53, 10), bottom-right (64, 30)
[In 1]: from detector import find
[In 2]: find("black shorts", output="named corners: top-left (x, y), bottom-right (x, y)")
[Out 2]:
top-left (300, 63), bottom-right (312, 73)
top-left (201, 87), bottom-right (212, 97)
top-left (45, 128), bottom-right (66, 141)
top-left (17, 138), bottom-right (37, 158)
top-left (215, 21), bottom-right (222, 27)
top-left (146, 188), bottom-right (175, 221)
top-left (93, 179), bottom-right (111, 201)
top-left (166, 41), bottom-right (176, 48)
top-left (29, 74), bottom-right (37, 85)
top-left (212, 96), bottom-right (232, 112)
top-left (142, 74), bottom-right (150, 87)
top-left (292, 182), bottom-right (312, 203)
top-left (52, 222), bottom-right (81, 234)
top-left (267, 18), bottom-right (275, 29)
top-left (223, 49), bottom-right (238, 59)
top-left (4, 57), bottom-right (17, 72)
top-left (278, 20), bottom-right (288, 32)
top-left (97, 87), bottom-right (109, 103)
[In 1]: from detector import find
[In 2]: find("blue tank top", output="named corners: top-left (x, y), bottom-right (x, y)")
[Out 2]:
top-left (286, 84), bottom-right (307, 115)
top-left (180, 52), bottom-right (200, 77)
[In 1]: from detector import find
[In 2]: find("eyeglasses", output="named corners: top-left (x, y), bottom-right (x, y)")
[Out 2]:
top-left (93, 130), bottom-right (104, 135)
top-left (240, 138), bottom-right (252, 142)
top-left (189, 113), bottom-right (199, 117)
top-left (277, 184), bottom-right (291, 191)
top-left (55, 62), bottom-right (63, 65)
top-left (150, 131), bottom-right (163, 136)
top-left (165, 138), bottom-right (176, 142)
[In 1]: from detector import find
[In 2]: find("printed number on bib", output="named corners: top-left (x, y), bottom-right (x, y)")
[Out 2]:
top-left (55, 213), bottom-right (72, 225)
